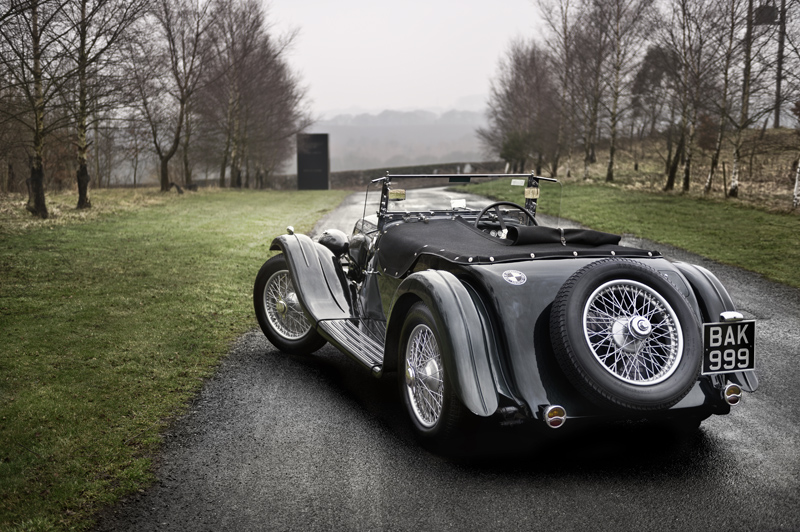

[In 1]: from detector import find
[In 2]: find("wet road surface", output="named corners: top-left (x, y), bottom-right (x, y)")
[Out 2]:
top-left (96, 190), bottom-right (800, 531)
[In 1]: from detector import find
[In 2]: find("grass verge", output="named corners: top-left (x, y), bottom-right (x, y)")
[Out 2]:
top-left (462, 179), bottom-right (800, 289)
top-left (0, 187), bottom-right (348, 531)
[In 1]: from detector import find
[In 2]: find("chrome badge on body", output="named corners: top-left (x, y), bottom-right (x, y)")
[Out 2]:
top-left (502, 270), bottom-right (527, 285)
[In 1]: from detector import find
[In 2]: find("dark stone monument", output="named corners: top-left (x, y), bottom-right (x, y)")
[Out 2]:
top-left (297, 133), bottom-right (329, 190)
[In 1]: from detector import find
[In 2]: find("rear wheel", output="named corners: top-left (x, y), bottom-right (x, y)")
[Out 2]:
top-left (399, 302), bottom-right (470, 445)
top-left (550, 258), bottom-right (702, 411)
top-left (254, 254), bottom-right (326, 355)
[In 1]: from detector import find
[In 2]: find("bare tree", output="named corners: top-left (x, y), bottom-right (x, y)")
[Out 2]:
top-left (243, 36), bottom-right (312, 184)
top-left (537, 0), bottom-right (577, 176)
top-left (129, 0), bottom-right (212, 192)
top-left (194, 0), bottom-right (310, 187)
top-left (0, 58), bottom-right (30, 194)
top-left (121, 112), bottom-right (149, 188)
top-left (193, 0), bottom-right (264, 187)
top-left (678, 0), bottom-right (718, 191)
top-left (703, 0), bottom-right (745, 194)
top-left (727, 0), bottom-right (779, 197)
top-left (478, 40), bottom-right (559, 174)
top-left (631, 45), bottom-right (676, 175)
top-left (594, 0), bottom-right (654, 183)
top-left (571, 2), bottom-right (608, 179)
top-left (62, 0), bottom-right (147, 208)
top-left (0, 0), bottom-right (72, 218)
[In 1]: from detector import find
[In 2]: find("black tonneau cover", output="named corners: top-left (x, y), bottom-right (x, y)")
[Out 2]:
top-left (377, 218), bottom-right (660, 278)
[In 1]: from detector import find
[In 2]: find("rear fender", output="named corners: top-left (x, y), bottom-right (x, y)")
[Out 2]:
top-left (673, 262), bottom-right (759, 392)
top-left (270, 234), bottom-right (352, 322)
top-left (385, 270), bottom-right (499, 417)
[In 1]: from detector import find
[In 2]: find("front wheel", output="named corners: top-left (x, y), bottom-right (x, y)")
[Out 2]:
top-left (254, 254), bottom-right (326, 355)
top-left (398, 302), bottom-right (470, 446)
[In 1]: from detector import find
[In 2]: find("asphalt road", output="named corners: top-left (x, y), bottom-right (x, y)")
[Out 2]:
top-left (96, 189), bottom-right (800, 531)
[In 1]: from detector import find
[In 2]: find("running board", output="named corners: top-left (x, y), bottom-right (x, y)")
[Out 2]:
top-left (318, 319), bottom-right (384, 372)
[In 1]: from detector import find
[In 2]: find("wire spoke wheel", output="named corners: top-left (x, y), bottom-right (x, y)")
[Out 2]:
top-left (583, 280), bottom-right (683, 385)
top-left (253, 254), bottom-right (326, 355)
top-left (404, 324), bottom-right (444, 428)
top-left (550, 258), bottom-right (701, 411)
top-left (263, 270), bottom-right (312, 340)
top-left (398, 302), bottom-right (471, 447)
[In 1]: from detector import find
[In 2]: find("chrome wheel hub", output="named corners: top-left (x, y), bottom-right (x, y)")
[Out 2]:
top-left (583, 280), bottom-right (683, 386)
top-left (630, 316), bottom-right (653, 338)
top-left (405, 364), bottom-right (416, 386)
top-left (275, 293), bottom-right (298, 317)
top-left (611, 316), bottom-right (653, 353)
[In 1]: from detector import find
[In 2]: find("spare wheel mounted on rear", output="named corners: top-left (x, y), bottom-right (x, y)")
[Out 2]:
top-left (550, 258), bottom-right (702, 411)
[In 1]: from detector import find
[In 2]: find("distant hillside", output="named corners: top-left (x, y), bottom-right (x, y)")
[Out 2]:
top-left (304, 109), bottom-right (489, 172)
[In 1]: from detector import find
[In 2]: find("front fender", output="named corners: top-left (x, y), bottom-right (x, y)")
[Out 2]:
top-left (673, 262), bottom-right (759, 392)
top-left (386, 270), bottom-right (499, 418)
top-left (270, 234), bottom-right (352, 322)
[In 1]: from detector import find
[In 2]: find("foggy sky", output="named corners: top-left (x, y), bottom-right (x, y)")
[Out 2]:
top-left (267, 0), bottom-right (543, 118)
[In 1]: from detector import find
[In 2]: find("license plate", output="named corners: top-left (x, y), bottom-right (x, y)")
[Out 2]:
top-left (702, 320), bottom-right (756, 375)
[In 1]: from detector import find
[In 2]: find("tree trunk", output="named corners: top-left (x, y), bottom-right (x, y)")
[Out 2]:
top-left (75, 0), bottom-right (91, 209)
top-left (606, 22), bottom-right (622, 184)
top-left (606, 142), bottom-right (616, 182)
top-left (218, 147), bottom-right (228, 187)
top-left (793, 153), bottom-right (799, 209)
top-left (682, 109), bottom-right (697, 192)
top-left (606, 87), bottom-right (619, 182)
top-left (704, 106), bottom-right (729, 195)
top-left (27, 157), bottom-right (48, 219)
top-left (730, 0), bottom-right (753, 198)
top-left (664, 132), bottom-right (684, 191)
top-left (583, 148), bottom-right (590, 180)
top-left (27, 0), bottom-right (48, 219)
top-left (665, 132), bottom-right (673, 176)
top-left (182, 105), bottom-right (192, 185)
top-left (160, 157), bottom-right (170, 191)
top-left (729, 142), bottom-right (741, 198)
top-left (664, 104), bottom-right (676, 176)
top-left (76, 163), bottom-right (91, 208)
top-left (94, 116), bottom-right (101, 188)
top-left (582, 119), bottom-right (592, 179)
top-left (132, 149), bottom-right (139, 189)
top-left (550, 151), bottom-right (560, 178)
top-left (774, 0), bottom-right (786, 128)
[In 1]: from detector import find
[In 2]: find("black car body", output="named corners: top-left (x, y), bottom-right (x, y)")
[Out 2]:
top-left (254, 174), bottom-right (758, 445)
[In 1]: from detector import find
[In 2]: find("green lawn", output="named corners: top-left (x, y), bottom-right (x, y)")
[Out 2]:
top-left (0, 188), bottom-right (347, 531)
top-left (462, 179), bottom-right (800, 289)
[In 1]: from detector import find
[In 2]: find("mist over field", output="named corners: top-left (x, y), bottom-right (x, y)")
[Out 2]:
top-left (303, 109), bottom-right (488, 172)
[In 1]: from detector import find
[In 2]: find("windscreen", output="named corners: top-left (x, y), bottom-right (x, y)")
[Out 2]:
top-left (363, 176), bottom-right (504, 216)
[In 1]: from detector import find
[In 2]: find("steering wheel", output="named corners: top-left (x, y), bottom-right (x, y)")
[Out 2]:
top-left (474, 201), bottom-right (537, 238)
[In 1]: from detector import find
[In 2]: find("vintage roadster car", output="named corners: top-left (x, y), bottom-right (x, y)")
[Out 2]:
top-left (254, 173), bottom-right (757, 446)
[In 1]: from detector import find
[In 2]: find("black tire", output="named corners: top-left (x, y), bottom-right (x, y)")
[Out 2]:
top-left (398, 302), bottom-right (470, 446)
top-left (550, 258), bottom-right (702, 411)
top-left (253, 254), bottom-right (326, 355)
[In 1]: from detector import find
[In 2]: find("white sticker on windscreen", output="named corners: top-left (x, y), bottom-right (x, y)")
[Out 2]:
top-left (502, 270), bottom-right (527, 285)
